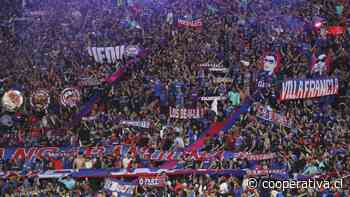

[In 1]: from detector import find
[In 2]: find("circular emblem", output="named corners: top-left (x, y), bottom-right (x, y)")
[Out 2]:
top-left (60, 88), bottom-right (80, 107)
top-left (138, 177), bottom-right (144, 186)
top-left (2, 90), bottom-right (24, 111)
top-left (30, 90), bottom-right (50, 111)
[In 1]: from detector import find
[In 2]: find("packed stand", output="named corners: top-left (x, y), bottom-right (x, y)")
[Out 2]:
top-left (0, 0), bottom-right (349, 196)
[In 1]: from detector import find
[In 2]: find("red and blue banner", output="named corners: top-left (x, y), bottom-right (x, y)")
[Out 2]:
top-left (0, 145), bottom-right (277, 163)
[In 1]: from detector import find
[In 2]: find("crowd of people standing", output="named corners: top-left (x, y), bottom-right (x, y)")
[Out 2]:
top-left (0, 0), bottom-right (349, 196)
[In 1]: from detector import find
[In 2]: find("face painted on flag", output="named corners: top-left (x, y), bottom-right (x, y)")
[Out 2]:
top-left (312, 54), bottom-right (327, 74)
top-left (264, 56), bottom-right (276, 74)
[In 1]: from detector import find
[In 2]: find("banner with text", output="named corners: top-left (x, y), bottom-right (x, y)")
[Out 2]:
top-left (138, 176), bottom-right (165, 187)
top-left (0, 146), bottom-right (277, 163)
top-left (177, 19), bottom-right (202, 28)
top-left (87, 45), bottom-right (140, 64)
top-left (198, 62), bottom-right (223, 68)
top-left (280, 77), bottom-right (339, 101)
top-left (169, 107), bottom-right (206, 119)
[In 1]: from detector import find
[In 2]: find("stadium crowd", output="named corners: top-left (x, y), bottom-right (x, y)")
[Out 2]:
top-left (0, 0), bottom-right (350, 196)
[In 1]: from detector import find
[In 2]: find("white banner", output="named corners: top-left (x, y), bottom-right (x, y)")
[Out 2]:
top-left (199, 62), bottom-right (223, 68)
top-left (87, 45), bottom-right (140, 64)
top-left (200, 96), bottom-right (227, 101)
top-left (120, 120), bottom-right (151, 129)
top-left (169, 107), bottom-right (206, 119)
top-left (209, 68), bottom-right (229, 73)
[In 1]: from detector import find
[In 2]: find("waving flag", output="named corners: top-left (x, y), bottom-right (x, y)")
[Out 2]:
top-left (310, 52), bottom-right (331, 75)
top-left (262, 50), bottom-right (282, 75)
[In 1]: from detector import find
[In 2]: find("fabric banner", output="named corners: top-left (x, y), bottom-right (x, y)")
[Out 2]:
top-left (120, 120), bottom-right (151, 129)
top-left (104, 179), bottom-right (136, 197)
top-left (198, 62), bottom-right (223, 68)
top-left (87, 45), bottom-right (140, 64)
top-left (0, 146), bottom-right (277, 163)
top-left (88, 46), bottom-right (125, 64)
top-left (209, 68), bottom-right (229, 73)
top-left (256, 80), bottom-right (271, 88)
top-left (280, 77), bottom-right (339, 101)
top-left (177, 19), bottom-right (202, 28)
top-left (256, 105), bottom-right (293, 128)
top-left (138, 176), bottom-right (165, 187)
top-left (200, 96), bottom-right (226, 101)
top-left (169, 107), bottom-right (206, 119)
